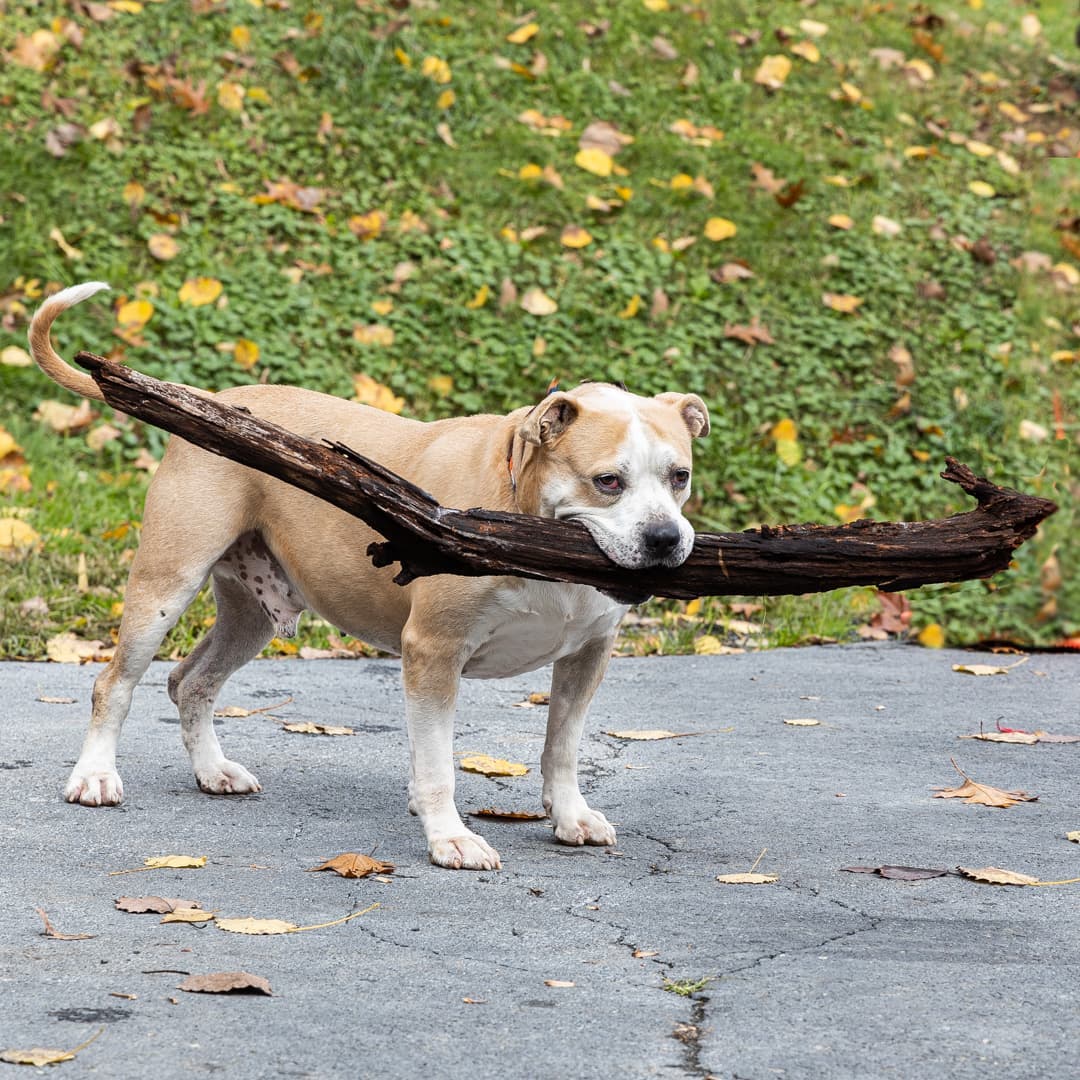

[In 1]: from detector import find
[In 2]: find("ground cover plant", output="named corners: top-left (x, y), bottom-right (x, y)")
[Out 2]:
top-left (0, 0), bottom-right (1076, 660)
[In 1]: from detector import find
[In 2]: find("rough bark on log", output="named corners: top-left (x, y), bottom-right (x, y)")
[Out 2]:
top-left (75, 351), bottom-right (1057, 602)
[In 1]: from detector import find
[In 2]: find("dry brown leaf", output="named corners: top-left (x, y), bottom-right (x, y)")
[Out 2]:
top-left (214, 695), bottom-right (294, 719)
top-left (35, 908), bottom-right (95, 940)
top-left (1067, 831), bottom-right (1080, 844)
top-left (578, 120), bottom-right (632, 157)
top-left (45, 632), bottom-right (106, 664)
top-left (956, 866), bottom-right (1041, 887)
top-left (37, 695), bottom-right (76, 704)
top-left (307, 853), bottom-right (395, 879)
top-left (957, 731), bottom-right (1039, 745)
top-left (723, 318), bottom-right (773, 345)
top-left (544, 979), bottom-right (575, 988)
top-left (115, 896), bottom-right (203, 914)
top-left (468, 808), bottom-right (548, 821)
top-left (841, 865), bottom-right (950, 880)
top-left (460, 754), bottom-right (529, 777)
top-left (520, 287), bottom-right (558, 316)
top-left (715, 872), bottom-right (779, 884)
top-left (712, 262), bottom-right (755, 284)
top-left (177, 972), bottom-right (273, 996)
top-left (933, 760), bottom-right (1036, 808)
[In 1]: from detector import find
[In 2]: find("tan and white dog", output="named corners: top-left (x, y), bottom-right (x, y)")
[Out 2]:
top-left (29, 282), bottom-right (709, 870)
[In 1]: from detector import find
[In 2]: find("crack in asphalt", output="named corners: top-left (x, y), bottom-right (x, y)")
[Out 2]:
top-left (713, 884), bottom-right (881, 981)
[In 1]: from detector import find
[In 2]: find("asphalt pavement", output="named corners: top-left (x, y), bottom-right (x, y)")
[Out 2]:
top-left (2, 643), bottom-right (1078, 1079)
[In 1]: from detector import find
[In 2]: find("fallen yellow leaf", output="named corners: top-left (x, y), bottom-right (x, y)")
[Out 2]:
top-left (352, 373), bottom-right (404, 414)
top-left (968, 181), bottom-right (995, 198)
top-left (952, 663), bottom-right (1011, 676)
top-left (460, 754), bottom-right (529, 777)
top-left (160, 908), bottom-right (217, 924)
top-left (116, 298), bottom-right (154, 328)
top-left (917, 624), bottom-right (945, 649)
top-left (216, 917), bottom-right (298, 935)
top-left (704, 217), bottom-right (737, 241)
top-left (754, 54), bottom-right (792, 89)
top-left (178, 277), bottom-right (223, 306)
top-left (281, 721), bottom-right (355, 735)
top-left (145, 855), bottom-right (207, 869)
top-left (0, 518), bottom-right (41, 552)
top-left (353, 324), bottom-right (394, 347)
top-left (574, 147), bottom-right (613, 177)
top-left (560, 224), bottom-right (593, 248)
top-left (828, 213), bottom-right (854, 230)
top-left (217, 82), bottom-right (245, 111)
top-left (233, 339), bottom-right (260, 370)
top-left (716, 872), bottom-right (779, 884)
top-left (823, 292), bottom-right (863, 313)
top-left (506, 21), bottom-right (539, 44)
top-left (421, 56), bottom-right (451, 84)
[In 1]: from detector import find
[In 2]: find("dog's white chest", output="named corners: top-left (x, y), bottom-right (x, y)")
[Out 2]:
top-left (461, 582), bottom-right (625, 679)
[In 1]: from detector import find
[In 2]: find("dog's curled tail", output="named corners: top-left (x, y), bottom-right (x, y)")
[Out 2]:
top-left (28, 281), bottom-right (111, 403)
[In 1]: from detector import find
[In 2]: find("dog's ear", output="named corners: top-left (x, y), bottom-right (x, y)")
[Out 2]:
top-left (655, 392), bottom-right (710, 438)
top-left (519, 393), bottom-right (580, 447)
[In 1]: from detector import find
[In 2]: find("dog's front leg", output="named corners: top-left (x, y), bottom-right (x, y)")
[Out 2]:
top-left (542, 634), bottom-right (618, 847)
top-left (401, 631), bottom-right (501, 871)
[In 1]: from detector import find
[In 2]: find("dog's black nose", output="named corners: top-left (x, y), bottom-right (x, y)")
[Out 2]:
top-left (642, 520), bottom-right (682, 560)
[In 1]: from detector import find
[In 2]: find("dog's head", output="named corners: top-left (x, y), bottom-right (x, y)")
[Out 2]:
top-left (515, 383), bottom-right (710, 569)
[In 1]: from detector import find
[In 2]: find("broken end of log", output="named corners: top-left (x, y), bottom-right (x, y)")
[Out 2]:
top-left (941, 456), bottom-right (1056, 540)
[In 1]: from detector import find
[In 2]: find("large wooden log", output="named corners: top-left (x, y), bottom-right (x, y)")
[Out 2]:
top-left (74, 351), bottom-right (1056, 602)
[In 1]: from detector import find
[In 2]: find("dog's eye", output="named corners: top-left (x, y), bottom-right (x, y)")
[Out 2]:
top-left (594, 473), bottom-right (623, 494)
top-left (671, 469), bottom-right (691, 489)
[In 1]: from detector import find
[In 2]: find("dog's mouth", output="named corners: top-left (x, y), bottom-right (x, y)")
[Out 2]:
top-left (566, 514), bottom-right (694, 572)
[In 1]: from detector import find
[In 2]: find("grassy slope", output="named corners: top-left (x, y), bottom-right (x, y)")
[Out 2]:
top-left (0, 0), bottom-right (1076, 659)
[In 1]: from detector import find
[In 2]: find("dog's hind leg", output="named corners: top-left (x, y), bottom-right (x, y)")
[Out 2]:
top-left (167, 572), bottom-right (275, 795)
top-left (64, 550), bottom-right (215, 807)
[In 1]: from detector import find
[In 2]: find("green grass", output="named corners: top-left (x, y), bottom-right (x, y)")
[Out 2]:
top-left (1, 0), bottom-right (1076, 659)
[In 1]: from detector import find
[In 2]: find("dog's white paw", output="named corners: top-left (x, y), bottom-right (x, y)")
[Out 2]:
top-left (553, 806), bottom-right (616, 847)
top-left (429, 832), bottom-right (502, 871)
top-left (65, 767), bottom-right (124, 807)
top-left (196, 760), bottom-right (261, 796)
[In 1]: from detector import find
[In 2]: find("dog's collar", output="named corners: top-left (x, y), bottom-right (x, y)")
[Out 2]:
top-left (506, 377), bottom-right (561, 495)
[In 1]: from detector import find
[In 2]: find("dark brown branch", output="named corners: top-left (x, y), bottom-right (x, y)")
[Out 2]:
top-left (75, 351), bottom-right (1057, 601)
